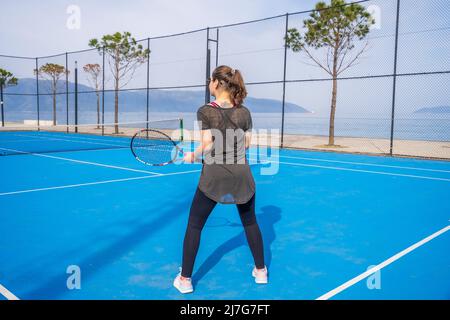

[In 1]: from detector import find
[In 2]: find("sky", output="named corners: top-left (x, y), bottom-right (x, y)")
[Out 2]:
top-left (0, 0), bottom-right (449, 116)
top-left (0, 0), bottom-right (314, 57)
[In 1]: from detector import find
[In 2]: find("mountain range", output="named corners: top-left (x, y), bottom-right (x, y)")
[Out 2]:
top-left (2, 78), bottom-right (311, 114)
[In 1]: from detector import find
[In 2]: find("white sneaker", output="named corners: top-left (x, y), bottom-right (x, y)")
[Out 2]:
top-left (173, 268), bottom-right (194, 294)
top-left (252, 266), bottom-right (268, 284)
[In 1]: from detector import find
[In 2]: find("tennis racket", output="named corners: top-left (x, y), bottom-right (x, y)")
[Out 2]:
top-left (130, 129), bottom-right (184, 166)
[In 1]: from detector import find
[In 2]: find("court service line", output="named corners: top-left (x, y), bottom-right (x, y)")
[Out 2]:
top-left (277, 161), bottom-right (450, 182)
top-left (248, 152), bottom-right (450, 174)
top-left (316, 224), bottom-right (450, 300)
top-left (0, 284), bottom-right (19, 300)
top-left (0, 169), bottom-right (201, 196)
top-left (0, 147), bottom-right (161, 175)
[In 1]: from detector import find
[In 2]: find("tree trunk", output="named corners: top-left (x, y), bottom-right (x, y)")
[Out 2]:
top-left (96, 85), bottom-right (100, 129)
top-left (328, 45), bottom-right (339, 146)
top-left (328, 77), bottom-right (337, 146)
top-left (114, 86), bottom-right (119, 133)
top-left (53, 80), bottom-right (57, 126)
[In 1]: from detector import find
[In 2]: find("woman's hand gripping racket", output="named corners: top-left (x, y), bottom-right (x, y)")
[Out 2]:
top-left (130, 129), bottom-right (185, 166)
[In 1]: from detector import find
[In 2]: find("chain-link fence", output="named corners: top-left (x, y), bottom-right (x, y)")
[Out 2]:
top-left (0, 0), bottom-right (449, 159)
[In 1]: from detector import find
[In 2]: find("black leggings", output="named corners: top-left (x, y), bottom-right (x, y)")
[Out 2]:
top-left (181, 188), bottom-right (265, 278)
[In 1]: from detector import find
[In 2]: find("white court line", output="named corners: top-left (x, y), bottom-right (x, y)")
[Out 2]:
top-left (0, 284), bottom-right (19, 300)
top-left (4, 141), bottom-right (449, 176)
top-left (276, 160), bottom-right (450, 182)
top-left (12, 132), bottom-right (124, 146)
top-left (316, 224), bottom-right (450, 300)
top-left (248, 152), bottom-right (450, 174)
top-left (22, 131), bottom-right (129, 144)
top-left (12, 133), bottom-right (127, 149)
top-left (0, 169), bottom-right (201, 196)
top-left (38, 153), bottom-right (162, 175)
top-left (59, 147), bottom-right (450, 175)
top-left (0, 138), bottom-right (51, 143)
top-left (2, 145), bottom-right (448, 182)
top-left (6, 130), bottom-right (123, 145)
top-left (0, 147), bottom-right (161, 176)
top-left (10, 135), bottom-right (447, 174)
top-left (7, 134), bottom-right (448, 174)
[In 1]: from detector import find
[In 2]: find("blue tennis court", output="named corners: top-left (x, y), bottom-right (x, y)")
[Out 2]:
top-left (0, 129), bottom-right (449, 300)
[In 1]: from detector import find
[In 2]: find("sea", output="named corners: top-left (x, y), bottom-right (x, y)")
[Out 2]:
top-left (5, 111), bottom-right (450, 142)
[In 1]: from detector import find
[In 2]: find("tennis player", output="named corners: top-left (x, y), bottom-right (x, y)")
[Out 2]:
top-left (173, 65), bottom-right (267, 294)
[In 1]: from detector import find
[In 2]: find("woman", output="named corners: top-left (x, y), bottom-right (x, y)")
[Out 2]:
top-left (173, 65), bottom-right (267, 294)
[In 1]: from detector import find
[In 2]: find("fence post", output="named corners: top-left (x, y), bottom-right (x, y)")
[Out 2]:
top-left (0, 84), bottom-right (4, 127)
top-left (35, 57), bottom-right (40, 130)
top-left (390, 0), bottom-right (401, 156)
top-left (216, 28), bottom-right (219, 67)
top-left (146, 38), bottom-right (150, 130)
top-left (281, 13), bottom-right (289, 148)
top-left (205, 27), bottom-right (211, 104)
top-left (65, 52), bottom-right (69, 132)
top-left (74, 61), bottom-right (78, 132)
top-left (102, 46), bottom-right (105, 135)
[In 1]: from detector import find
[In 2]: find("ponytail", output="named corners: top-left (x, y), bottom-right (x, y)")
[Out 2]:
top-left (211, 65), bottom-right (247, 106)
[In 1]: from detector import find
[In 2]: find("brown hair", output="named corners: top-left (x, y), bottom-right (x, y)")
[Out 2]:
top-left (211, 65), bottom-right (247, 106)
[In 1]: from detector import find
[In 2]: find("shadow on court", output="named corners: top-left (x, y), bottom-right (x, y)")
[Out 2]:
top-left (22, 195), bottom-right (192, 299)
top-left (192, 205), bottom-right (281, 286)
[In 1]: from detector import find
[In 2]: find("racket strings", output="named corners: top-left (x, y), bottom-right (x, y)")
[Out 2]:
top-left (132, 130), bottom-right (179, 165)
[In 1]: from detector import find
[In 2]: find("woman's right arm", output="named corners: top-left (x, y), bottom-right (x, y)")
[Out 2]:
top-left (245, 131), bottom-right (252, 149)
top-left (195, 129), bottom-right (213, 159)
top-left (184, 107), bottom-right (213, 163)
top-left (184, 129), bottom-right (213, 163)
top-left (245, 109), bottom-right (253, 149)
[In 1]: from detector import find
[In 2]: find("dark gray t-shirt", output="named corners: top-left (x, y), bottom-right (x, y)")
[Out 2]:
top-left (197, 103), bottom-right (255, 204)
